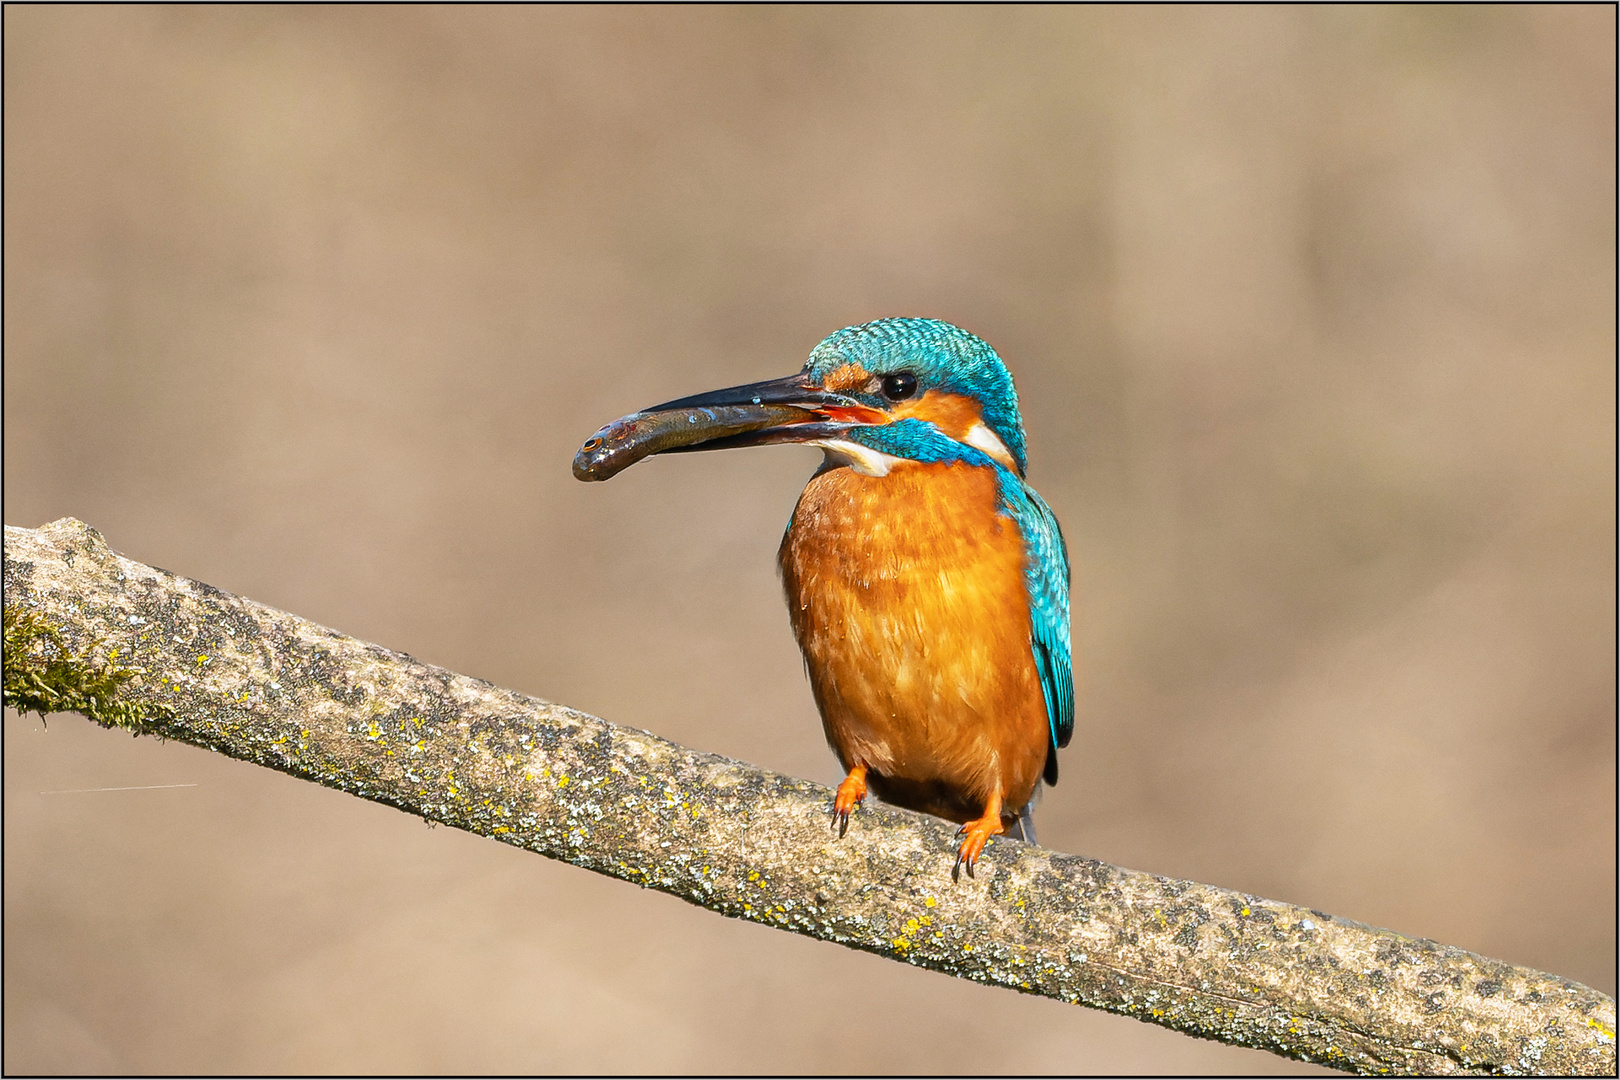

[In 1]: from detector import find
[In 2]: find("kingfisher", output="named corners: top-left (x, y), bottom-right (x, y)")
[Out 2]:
top-left (574, 318), bottom-right (1072, 878)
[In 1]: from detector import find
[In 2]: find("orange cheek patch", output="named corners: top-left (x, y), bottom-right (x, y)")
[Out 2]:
top-left (892, 391), bottom-right (984, 440)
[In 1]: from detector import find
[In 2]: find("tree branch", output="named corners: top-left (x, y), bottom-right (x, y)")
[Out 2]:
top-left (3, 517), bottom-right (1612, 1075)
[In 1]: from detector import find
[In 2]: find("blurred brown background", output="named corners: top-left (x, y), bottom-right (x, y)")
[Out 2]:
top-left (4, 6), bottom-right (1614, 1074)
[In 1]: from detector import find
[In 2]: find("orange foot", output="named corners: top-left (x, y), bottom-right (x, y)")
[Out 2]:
top-left (953, 792), bottom-right (1005, 881)
top-left (832, 764), bottom-right (868, 837)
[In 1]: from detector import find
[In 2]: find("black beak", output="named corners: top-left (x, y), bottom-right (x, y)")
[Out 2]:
top-left (573, 371), bottom-right (867, 482)
top-left (645, 371), bottom-right (858, 414)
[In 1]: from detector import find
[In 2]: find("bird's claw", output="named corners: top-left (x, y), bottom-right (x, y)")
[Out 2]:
top-left (832, 806), bottom-right (852, 838)
top-left (831, 767), bottom-right (867, 839)
top-left (951, 817), bottom-right (1000, 882)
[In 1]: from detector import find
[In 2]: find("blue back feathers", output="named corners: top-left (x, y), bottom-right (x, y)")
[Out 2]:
top-left (1004, 477), bottom-right (1074, 781)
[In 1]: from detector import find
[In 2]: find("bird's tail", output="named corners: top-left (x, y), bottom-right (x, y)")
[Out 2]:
top-left (1005, 801), bottom-right (1038, 846)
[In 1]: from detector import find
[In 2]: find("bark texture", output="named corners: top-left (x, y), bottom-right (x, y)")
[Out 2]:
top-left (4, 518), bottom-right (1613, 1075)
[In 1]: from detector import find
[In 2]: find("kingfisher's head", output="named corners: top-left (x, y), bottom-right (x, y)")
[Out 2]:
top-left (798, 319), bottom-right (1028, 475)
top-left (573, 318), bottom-right (1030, 481)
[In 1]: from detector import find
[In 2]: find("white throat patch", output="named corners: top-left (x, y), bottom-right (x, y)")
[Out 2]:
top-left (811, 439), bottom-right (905, 478)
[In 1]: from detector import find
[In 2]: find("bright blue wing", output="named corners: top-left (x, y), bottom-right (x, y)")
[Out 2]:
top-left (997, 474), bottom-right (1073, 784)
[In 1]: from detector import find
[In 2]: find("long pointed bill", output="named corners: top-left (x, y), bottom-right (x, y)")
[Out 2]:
top-left (572, 372), bottom-right (877, 482)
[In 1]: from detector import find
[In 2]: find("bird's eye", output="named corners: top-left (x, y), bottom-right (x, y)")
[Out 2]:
top-left (881, 372), bottom-right (918, 401)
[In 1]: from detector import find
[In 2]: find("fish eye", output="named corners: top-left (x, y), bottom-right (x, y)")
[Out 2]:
top-left (582, 437), bottom-right (603, 452)
top-left (881, 372), bottom-right (918, 402)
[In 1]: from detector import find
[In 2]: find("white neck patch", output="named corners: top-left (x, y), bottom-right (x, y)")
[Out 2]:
top-left (963, 422), bottom-right (1019, 471)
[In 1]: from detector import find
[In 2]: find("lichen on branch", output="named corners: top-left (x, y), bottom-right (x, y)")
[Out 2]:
top-left (3, 517), bottom-right (1614, 1076)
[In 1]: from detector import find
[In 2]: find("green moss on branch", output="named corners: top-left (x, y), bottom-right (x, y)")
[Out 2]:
top-left (3, 603), bottom-right (157, 732)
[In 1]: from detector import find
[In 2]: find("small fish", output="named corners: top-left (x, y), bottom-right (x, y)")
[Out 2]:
top-left (573, 403), bottom-right (814, 481)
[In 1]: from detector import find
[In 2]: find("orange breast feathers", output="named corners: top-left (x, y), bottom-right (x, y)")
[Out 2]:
top-left (777, 459), bottom-right (1050, 825)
